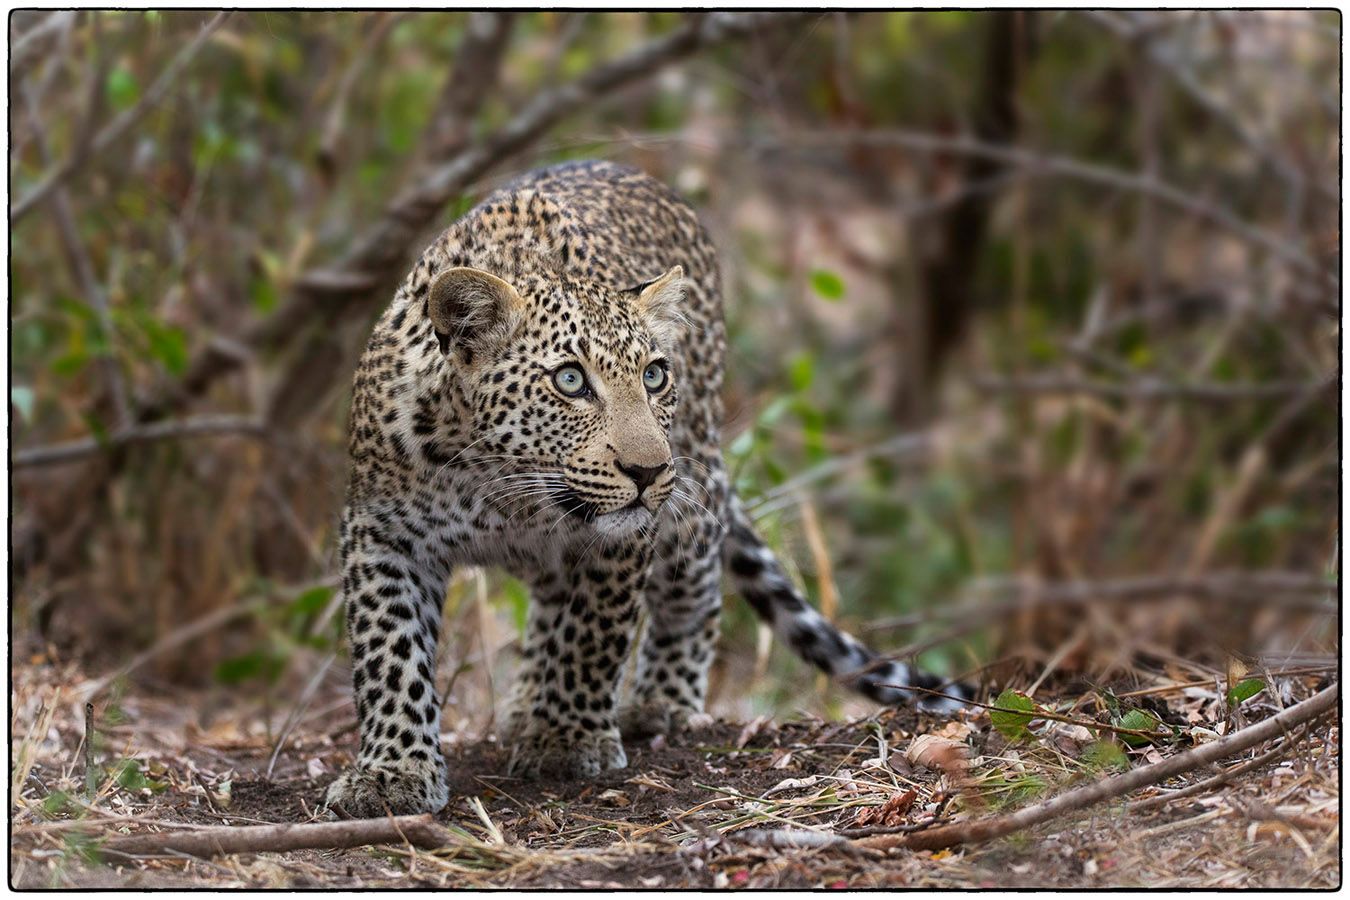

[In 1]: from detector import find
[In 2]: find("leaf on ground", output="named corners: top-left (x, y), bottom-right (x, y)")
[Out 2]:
top-left (736, 715), bottom-right (771, 749)
top-left (851, 789), bottom-right (917, 828)
top-left (990, 689), bottom-right (1038, 741)
top-left (1082, 740), bottom-right (1130, 773)
top-left (1115, 708), bottom-right (1165, 747)
top-left (1226, 677), bottom-right (1266, 707)
top-left (906, 734), bottom-right (969, 777)
top-left (764, 775), bottom-right (819, 797)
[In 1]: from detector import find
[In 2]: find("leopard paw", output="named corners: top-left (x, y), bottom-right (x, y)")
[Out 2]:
top-left (507, 725), bottom-right (627, 779)
top-left (322, 759), bottom-right (449, 818)
top-left (619, 700), bottom-right (710, 739)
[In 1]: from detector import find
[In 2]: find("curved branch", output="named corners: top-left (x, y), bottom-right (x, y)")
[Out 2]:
top-left (145, 11), bottom-right (817, 421)
top-left (858, 683), bottom-right (1337, 852)
top-left (13, 415), bottom-right (267, 469)
top-left (11, 12), bottom-right (232, 223)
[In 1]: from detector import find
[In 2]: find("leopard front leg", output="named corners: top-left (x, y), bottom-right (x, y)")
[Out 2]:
top-left (324, 504), bottom-right (451, 817)
top-left (505, 539), bottom-right (648, 779)
top-left (500, 569), bottom-right (567, 743)
top-left (620, 464), bottom-right (726, 738)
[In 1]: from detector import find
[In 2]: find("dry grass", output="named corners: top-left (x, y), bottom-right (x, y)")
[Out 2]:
top-left (10, 649), bottom-right (1338, 889)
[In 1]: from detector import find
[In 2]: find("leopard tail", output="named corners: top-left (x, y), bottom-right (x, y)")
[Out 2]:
top-left (722, 493), bottom-right (972, 712)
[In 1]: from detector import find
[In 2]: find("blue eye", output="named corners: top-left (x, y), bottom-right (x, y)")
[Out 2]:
top-left (553, 365), bottom-right (588, 397)
top-left (643, 362), bottom-right (669, 393)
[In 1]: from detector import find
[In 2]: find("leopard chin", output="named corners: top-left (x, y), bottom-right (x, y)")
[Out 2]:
top-left (591, 506), bottom-right (655, 539)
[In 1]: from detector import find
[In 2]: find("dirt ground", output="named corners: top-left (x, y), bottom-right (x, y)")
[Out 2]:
top-left (9, 656), bottom-right (1340, 889)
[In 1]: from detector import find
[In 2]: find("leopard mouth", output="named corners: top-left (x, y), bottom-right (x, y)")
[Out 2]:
top-left (556, 489), bottom-right (602, 524)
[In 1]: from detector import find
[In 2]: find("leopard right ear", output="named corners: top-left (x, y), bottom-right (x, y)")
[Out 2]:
top-left (425, 267), bottom-right (525, 359)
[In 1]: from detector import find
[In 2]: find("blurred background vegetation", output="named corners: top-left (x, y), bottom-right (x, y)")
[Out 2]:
top-left (10, 11), bottom-right (1339, 732)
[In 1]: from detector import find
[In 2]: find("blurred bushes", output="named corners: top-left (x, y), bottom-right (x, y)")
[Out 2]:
top-left (9, 11), bottom-right (1338, 718)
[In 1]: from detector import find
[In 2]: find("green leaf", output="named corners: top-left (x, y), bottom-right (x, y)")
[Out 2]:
top-left (249, 274), bottom-right (279, 313)
top-left (214, 654), bottom-right (262, 685)
top-left (809, 269), bottom-right (846, 301)
top-left (106, 66), bottom-right (140, 111)
top-left (990, 689), bottom-right (1038, 741)
top-left (1226, 677), bottom-right (1265, 707)
top-left (115, 760), bottom-right (147, 791)
top-left (144, 321), bottom-right (188, 376)
top-left (1115, 708), bottom-right (1163, 747)
top-left (41, 790), bottom-right (72, 817)
top-left (501, 578), bottom-right (531, 635)
top-left (787, 352), bottom-right (815, 392)
top-left (1082, 740), bottom-right (1129, 773)
top-left (289, 586), bottom-right (334, 618)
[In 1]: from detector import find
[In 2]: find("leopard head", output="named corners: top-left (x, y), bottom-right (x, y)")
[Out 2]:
top-left (428, 264), bottom-right (687, 537)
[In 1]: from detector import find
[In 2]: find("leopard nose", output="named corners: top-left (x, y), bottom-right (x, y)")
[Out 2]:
top-left (616, 460), bottom-right (669, 493)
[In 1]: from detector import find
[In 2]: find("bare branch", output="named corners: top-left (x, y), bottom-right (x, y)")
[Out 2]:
top-left (146, 11), bottom-right (816, 422)
top-left (1127, 722), bottom-right (1313, 812)
top-left (1084, 11), bottom-right (1336, 205)
top-left (420, 12), bottom-right (517, 160)
top-left (13, 415), bottom-right (267, 469)
top-left (973, 373), bottom-right (1333, 402)
top-left (746, 129), bottom-right (1332, 285)
top-left (747, 429), bottom-right (933, 519)
top-left (11, 12), bottom-right (232, 223)
top-left (315, 12), bottom-right (410, 182)
top-left (101, 814), bottom-right (452, 859)
top-left (9, 10), bottom-right (78, 75)
top-left (18, 75), bottom-right (130, 429)
top-left (856, 683), bottom-right (1337, 852)
top-left (81, 575), bottom-right (337, 698)
top-left (866, 570), bottom-right (1337, 633)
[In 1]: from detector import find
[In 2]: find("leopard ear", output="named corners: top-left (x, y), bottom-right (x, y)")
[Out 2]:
top-left (426, 267), bottom-right (525, 358)
top-left (632, 265), bottom-right (688, 344)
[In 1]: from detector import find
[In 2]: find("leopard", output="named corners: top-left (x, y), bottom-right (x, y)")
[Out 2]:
top-left (322, 160), bottom-right (971, 818)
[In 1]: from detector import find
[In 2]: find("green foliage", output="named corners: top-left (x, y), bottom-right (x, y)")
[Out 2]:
top-left (500, 578), bottom-right (532, 635)
top-left (113, 759), bottom-right (166, 793)
top-left (1082, 740), bottom-right (1130, 773)
top-left (981, 771), bottom-right (1048, 809)
top-left (8, 10), bottom-right (1335, 729)
top-left (41, 790), bottom-right (75, 818)
top-left (214, 649), bottom-right (286, 686)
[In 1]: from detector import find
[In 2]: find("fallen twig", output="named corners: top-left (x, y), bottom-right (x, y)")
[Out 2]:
top-left (1128, 722), bottom-right (1318, 812)
top-left (101, 813), bottom-right (452, 859)
top-left (855, 683), bottom-right (1338, 852)
top-left (730, 827), bottom-right (873, 856)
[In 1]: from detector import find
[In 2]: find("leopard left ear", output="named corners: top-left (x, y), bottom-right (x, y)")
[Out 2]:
top-left (631, 265), bottom-right (687, 343)
top-left (426, 266), bottom-right (525, 360)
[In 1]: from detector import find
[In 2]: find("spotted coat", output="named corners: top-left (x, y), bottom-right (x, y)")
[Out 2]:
top-left (323, 161), bottom-right (969, 817)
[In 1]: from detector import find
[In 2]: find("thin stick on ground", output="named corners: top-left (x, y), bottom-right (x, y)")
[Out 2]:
top-left (83, 702), bottom-right (95, 799)
top-left (856, 683), bottom-right (1337, 852)
top-left (101, 813), bottom-right (452, 859)
top-left (1128, 722), bottom-right (1315, 813)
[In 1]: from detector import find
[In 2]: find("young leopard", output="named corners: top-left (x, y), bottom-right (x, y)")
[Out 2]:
top-left (323, 160), bottom-right (970, 817)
